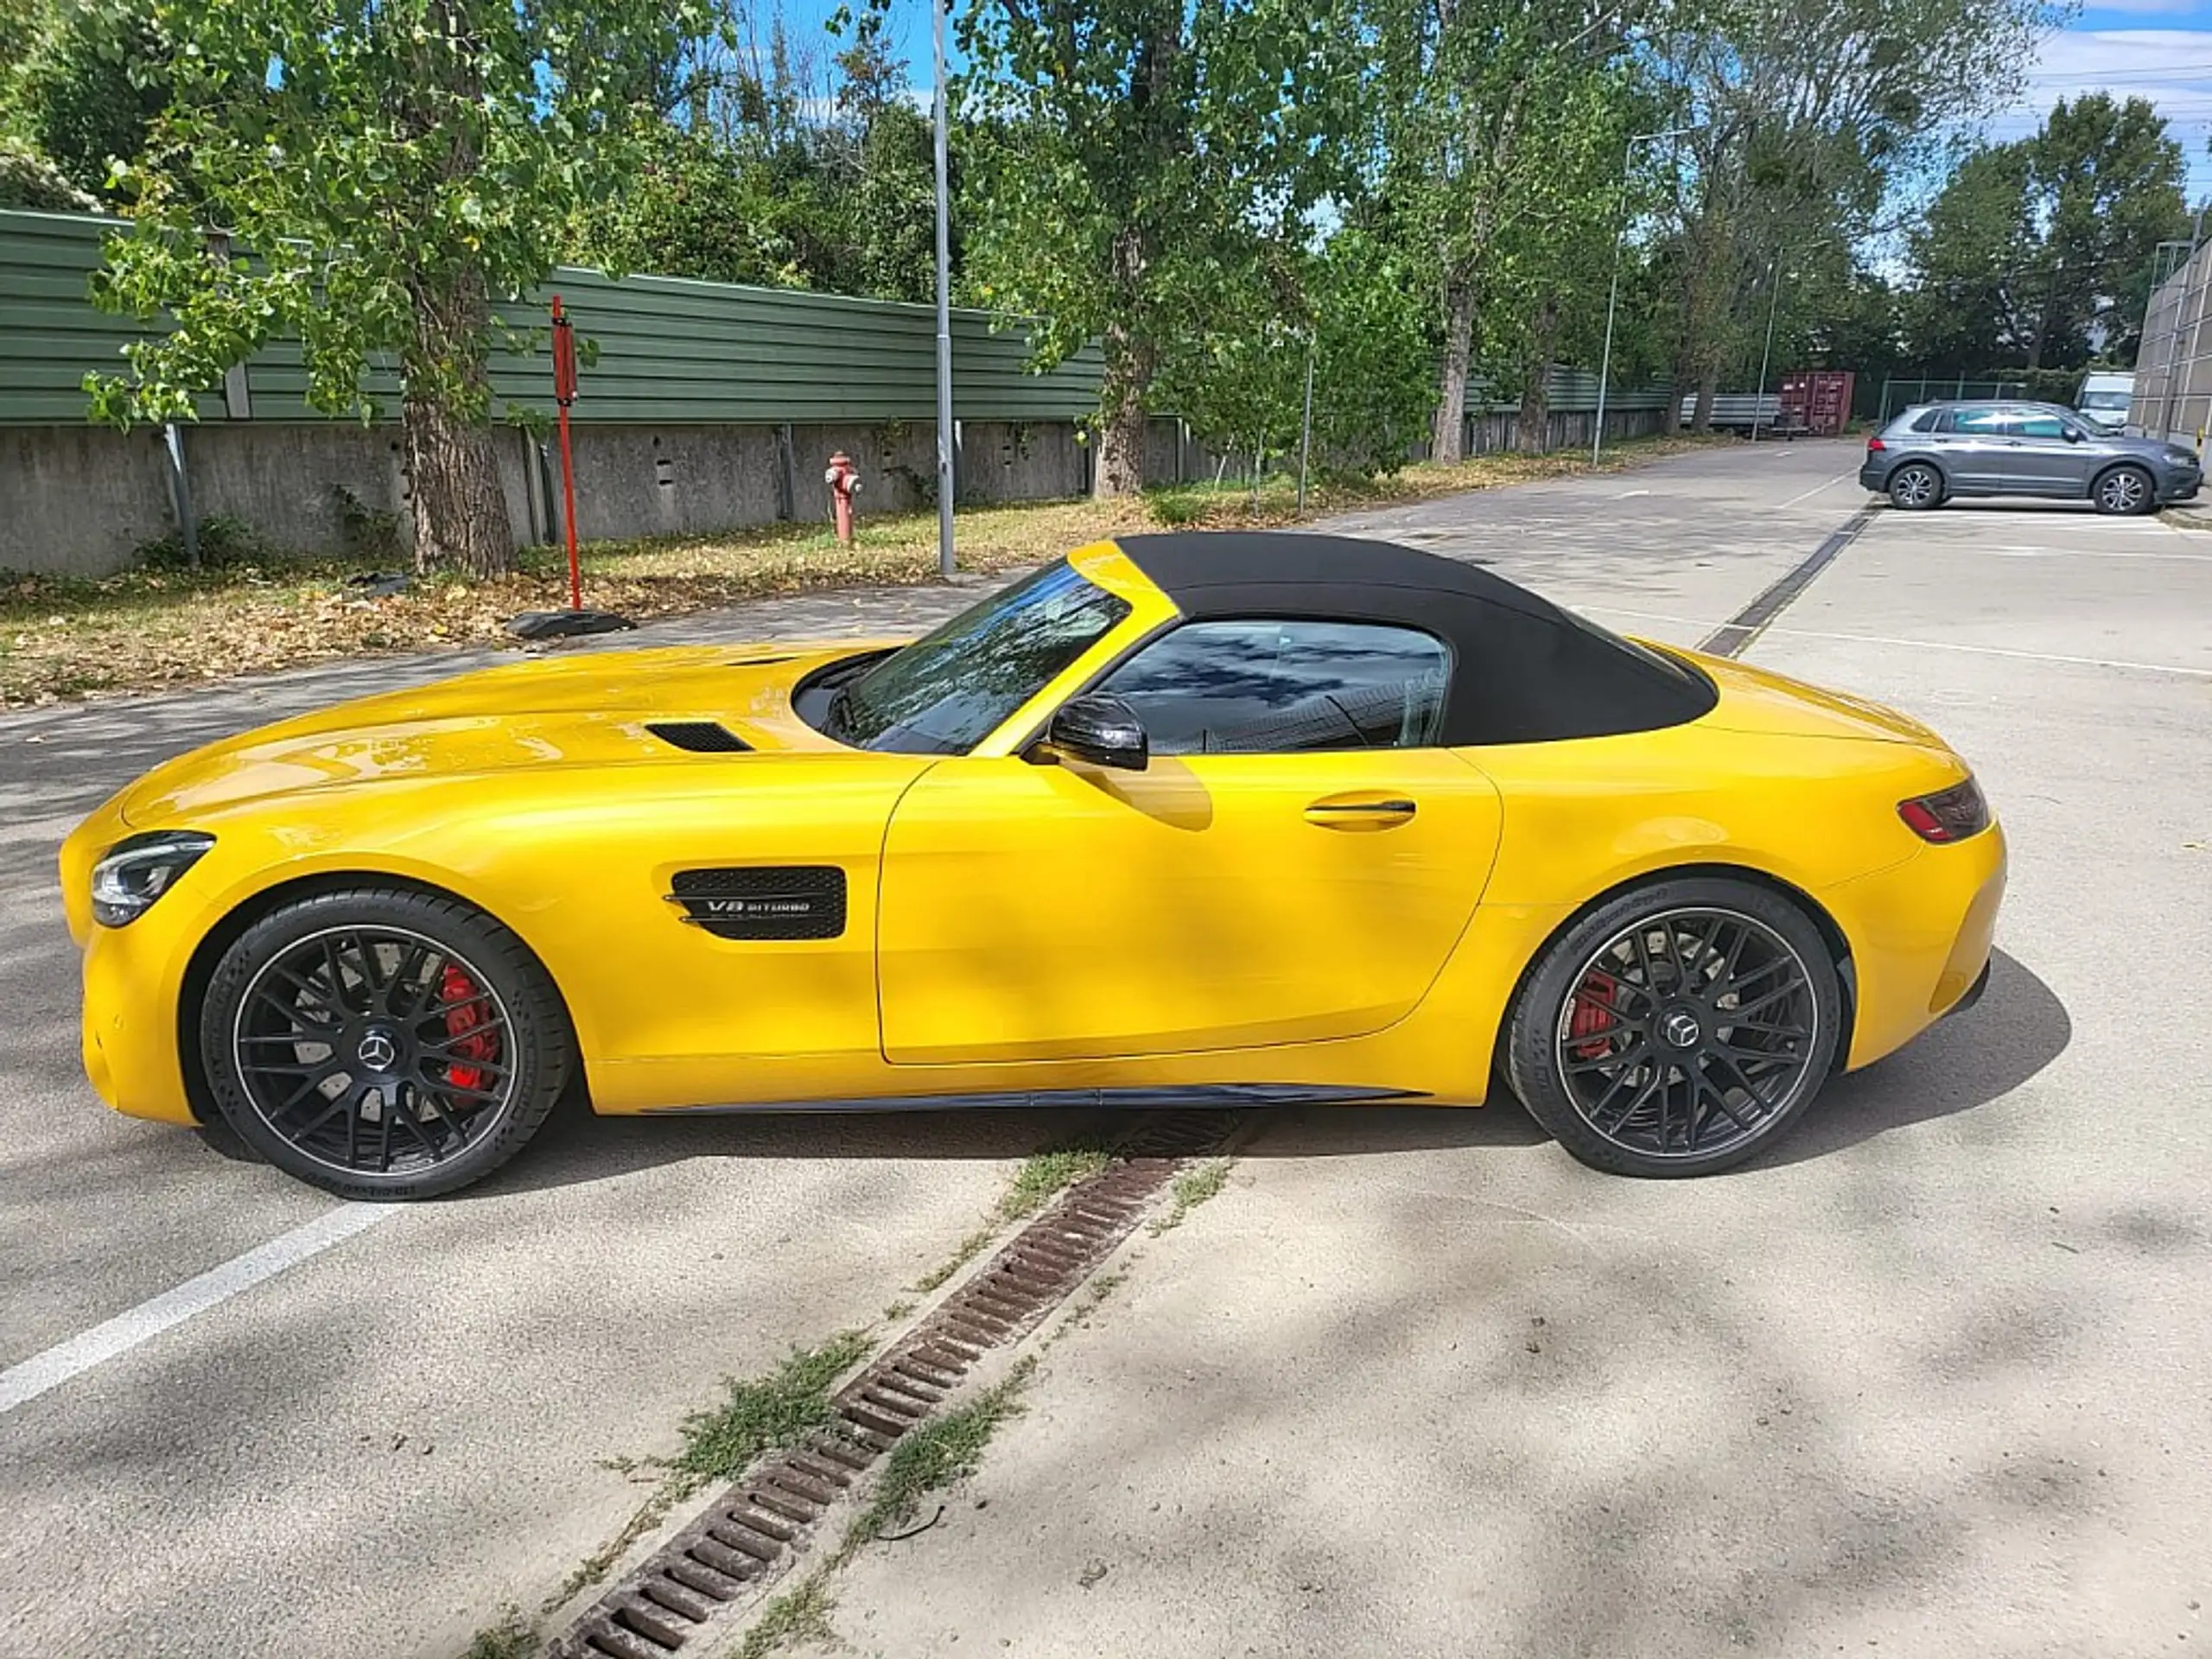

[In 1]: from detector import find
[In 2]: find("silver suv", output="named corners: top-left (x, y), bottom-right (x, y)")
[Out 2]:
top-left (1859, 400), bottom-right (2202, 516)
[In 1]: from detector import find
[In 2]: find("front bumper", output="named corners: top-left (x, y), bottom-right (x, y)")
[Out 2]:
top-left (2155, 465), bottom-right (2202, 505)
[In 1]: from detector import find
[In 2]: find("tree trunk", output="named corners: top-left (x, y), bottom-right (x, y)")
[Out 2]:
top-left (1694, 364), bottom-right (1719, 434)
top-left (1514, 293), bottom-right (1559, 455)
top-left (1431, 278), bottom-right (1476, 463)
top-left (404, 268), bottom-right (514, 575)
top-left (1094, 224), bottom-right (1154, 499)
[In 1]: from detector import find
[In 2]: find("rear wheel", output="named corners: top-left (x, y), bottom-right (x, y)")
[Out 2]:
top-left (1886, 462), bottom-right (1942, 511)
top-left (1505, 877), bottom-right (1842, 1177)
top-left (198, 887), bottom-right (573, 1199)
top-left (2092, 465), bottom-right (2153, 516)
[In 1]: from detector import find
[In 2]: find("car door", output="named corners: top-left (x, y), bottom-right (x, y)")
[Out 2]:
top-left (875, 618), bottom-right (1504, 1066)
top-left (1937, 406), bottom-right (2015, 491)
top-left (2005, 407), bottom-right (2096, 496)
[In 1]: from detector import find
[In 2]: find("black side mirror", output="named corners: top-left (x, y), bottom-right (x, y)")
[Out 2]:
top-left (1039, 693), bottom-right (1148, 771)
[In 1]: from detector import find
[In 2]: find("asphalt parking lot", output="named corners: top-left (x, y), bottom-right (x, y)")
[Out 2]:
top-left (3, 439), bottom-right (2208, 1656)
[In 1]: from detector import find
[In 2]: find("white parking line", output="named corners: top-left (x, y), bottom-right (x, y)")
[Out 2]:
top-left (1774, 470), bottom-right (1861, 512)
top-left (0, 1203), bottom-right (398, 1416)
top-left (1586, 606), bottom-right (2212, 679)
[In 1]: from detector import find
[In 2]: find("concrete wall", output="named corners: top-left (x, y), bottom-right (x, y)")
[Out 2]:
top-left (0, 403), bottom-right (1674, 578)
top-left (0, 416), bottom-right (1107, 577)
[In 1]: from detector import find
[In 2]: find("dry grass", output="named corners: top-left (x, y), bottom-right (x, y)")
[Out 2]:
top-left (0, 435), bottom-right (1727, 708)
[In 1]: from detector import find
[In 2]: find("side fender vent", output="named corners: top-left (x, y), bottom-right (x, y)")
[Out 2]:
top-left (647, 721), bottom-right (751, 754)
top-left (670, 867), bottom-right (846, 940)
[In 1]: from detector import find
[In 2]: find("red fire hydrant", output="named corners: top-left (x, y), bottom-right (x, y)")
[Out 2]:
top-left (824, 451), bottom-right (861, 545)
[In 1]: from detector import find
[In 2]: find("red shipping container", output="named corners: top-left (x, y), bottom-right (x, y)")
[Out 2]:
top-left (1777, 370), bottom-right (1855, 436)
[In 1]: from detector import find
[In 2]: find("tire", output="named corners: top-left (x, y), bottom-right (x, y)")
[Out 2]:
top-left (2092, 465), bottom-right (2154, 517)
top-left (198, 886), bottom-right (574, 1199)
top-left (1885, 462), bottom-right (1942, 511)
top-left (1504, 876), bottom-right (1843, 1178)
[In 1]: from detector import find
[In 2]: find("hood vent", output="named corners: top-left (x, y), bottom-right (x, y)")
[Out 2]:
top-left (646, 721), bottom-right (752, 754)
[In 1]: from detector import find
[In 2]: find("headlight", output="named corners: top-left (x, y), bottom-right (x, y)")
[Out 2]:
top-left (91, 831), bottom-right (215, 927)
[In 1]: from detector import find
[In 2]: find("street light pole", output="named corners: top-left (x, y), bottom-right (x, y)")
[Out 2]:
top-left (1752, 253), bottom-right (1781, 443)
top-left (931, 0), bottom-right (956, 576)
top-left (1593, 126), bottom-right (1699, 467)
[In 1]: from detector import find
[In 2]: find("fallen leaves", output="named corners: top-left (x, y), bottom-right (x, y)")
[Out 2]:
top-left (0, 435), bottom-right (1727, 708)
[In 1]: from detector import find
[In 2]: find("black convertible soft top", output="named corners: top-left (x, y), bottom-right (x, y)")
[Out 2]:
top-left (1111, 531), bottom-right (1717, 746)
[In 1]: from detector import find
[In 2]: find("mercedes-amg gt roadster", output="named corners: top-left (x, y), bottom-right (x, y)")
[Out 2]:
top-left (63, 533), bottom-right (2006, 1198)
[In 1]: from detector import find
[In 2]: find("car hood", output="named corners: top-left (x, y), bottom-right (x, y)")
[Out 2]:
top-left (1669, 646), bottom-right (1948, 748)
top-left (115, 639), bottom-right (892, 825)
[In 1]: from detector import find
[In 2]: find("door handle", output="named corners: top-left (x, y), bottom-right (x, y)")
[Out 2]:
top-left (1304, 797), bottom-right (1417, 829)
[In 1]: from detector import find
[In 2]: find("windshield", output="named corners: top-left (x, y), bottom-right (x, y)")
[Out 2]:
top-left (2081, 391), bottom-right (2130, 411)
top-left (823, 561), bottom-right (1133, 753)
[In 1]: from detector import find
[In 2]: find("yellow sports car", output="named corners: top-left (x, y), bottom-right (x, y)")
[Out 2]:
top-left (62, 533), bottom-right (2005, 1198)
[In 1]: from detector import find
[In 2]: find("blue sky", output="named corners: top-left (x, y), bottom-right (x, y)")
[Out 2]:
top-left (1999, 0), bottom-right (2212, 202)
top-left (799, 0), bottom-right (2212, 206)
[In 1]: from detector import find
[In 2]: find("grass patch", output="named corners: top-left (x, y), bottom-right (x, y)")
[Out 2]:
top-left (1152, 1160), bottom-right (1233, 1234)
top-left (0, 432), bottom-right (1727, 707)
top-left (669, 1332), bottom-right (874, 1492)
top-left (912, 1141), bottom-right (1113, 1294)
top-left (460, 1608), bottom-right (537, 1659)
top-left (849, 1358), bottom-right (1037, 1550)
top-left (734, 1573), bottom-right (839, 1659)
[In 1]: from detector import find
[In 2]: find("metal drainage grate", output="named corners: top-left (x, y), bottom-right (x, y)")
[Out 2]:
top-left (548, 1109), bottom-right (1246, 1659)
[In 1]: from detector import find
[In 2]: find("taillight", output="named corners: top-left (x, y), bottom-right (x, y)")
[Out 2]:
top-left (1866, 435), bottom-right (1886, 452)
top-left (1899, 779), bottom-right (1988, 843)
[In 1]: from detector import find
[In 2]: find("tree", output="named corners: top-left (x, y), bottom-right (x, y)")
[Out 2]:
top-left (12, 0), bottom-right (170, 198)
top-left (957, 0), bottom-right (1351, 495)
top-left (1367, 0), bottom-right (1640, 461)
top-left (1905, 98), bottom-right (2189, 372)
top-left (1651, 0), bottom-right (2050, 428)
top-left (85, 0), bottom-right (707, 575)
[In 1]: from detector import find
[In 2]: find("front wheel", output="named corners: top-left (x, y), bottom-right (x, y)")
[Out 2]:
top-left (1886, 462), bottom-right (1942, 511)
top-left (198, 887), bottom-right (574, 1199)
top-left (1504, 878), bottom-right (1843, 1177)
top-left (2092, 465), bottom-right (2153, 516)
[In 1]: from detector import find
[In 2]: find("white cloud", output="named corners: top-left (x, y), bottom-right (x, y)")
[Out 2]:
top-left (1986, 28), bottom-right (2212, 199)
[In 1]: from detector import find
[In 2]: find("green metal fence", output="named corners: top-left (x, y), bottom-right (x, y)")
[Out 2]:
top-left (0, 207), bottom-right (1106, 426)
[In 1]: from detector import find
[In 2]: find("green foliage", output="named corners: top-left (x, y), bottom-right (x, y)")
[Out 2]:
top-left (458, 1609), bottom-right (537, 1659)
top-left (851, 1358), bottom-right (1033, 1543)
top-left (569, 10), bottom-right (943, 303)
top-left (957, 0), bottom-right (1356, 487)
top-left (133, 512), bottom-right (271, 571)
top-left (669, 1331), bottom-right (871, 1492)
top-left (733, 1575), bottom-right (838, 1659)
top-left (0, 134), bottom-right (95, 209)
top-left (1155, 229), bottom-right (1434, 480)
top-left (12, 0), bottom-right (170, 197)
top-left (1906, 95), bottom-right (2190, 372)
top-left (84, 0), bottom-right (713, 431)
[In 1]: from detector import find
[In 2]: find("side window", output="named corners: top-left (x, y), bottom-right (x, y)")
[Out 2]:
top-left (1910, 408), bottom-right (1948, 434)
top-left (2012, 410), bottom-right (2068, 439)
top-left (1952, 407), bottom-right (2012, 437)
top-left (1097, 620), bottom-right (1450, 755)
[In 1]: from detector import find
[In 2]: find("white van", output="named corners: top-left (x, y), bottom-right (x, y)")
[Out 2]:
top-left (2075, 371), bottom-right (2135, 434)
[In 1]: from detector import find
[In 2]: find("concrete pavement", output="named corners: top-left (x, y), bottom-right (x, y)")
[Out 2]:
top-left (791, 476), bottom-right (2212, 1657)
top-left (3, 437), bottom-right (2092, 1658)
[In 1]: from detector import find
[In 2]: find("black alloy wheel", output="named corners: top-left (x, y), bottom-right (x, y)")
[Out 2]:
top-left (200, 887), bottom-right (572, 1198)
top-left (1506, 877), bottom-right (1842, 1177)
top-left (1886, 462), bottom-right (1942, 511)
top-left (2092, 465), bottom-right (2152, 517)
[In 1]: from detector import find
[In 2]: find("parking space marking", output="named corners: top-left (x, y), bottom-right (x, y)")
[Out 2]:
top-left (1588, 605), bottom-right (2212, 679)
top-left (1772, 469), bottom-right (1861, 512)
top-left (0, 1202), bottom-right (397, 1416)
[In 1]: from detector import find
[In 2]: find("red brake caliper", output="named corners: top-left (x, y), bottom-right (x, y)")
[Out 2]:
top-left (1568, 970), bottom-right (1620, 1059)
top-left (439, 963), bottom-right (499, 1093)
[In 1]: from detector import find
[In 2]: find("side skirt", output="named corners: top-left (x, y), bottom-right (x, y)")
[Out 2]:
top-left (639, 1083), bottom-right (1428, 1115)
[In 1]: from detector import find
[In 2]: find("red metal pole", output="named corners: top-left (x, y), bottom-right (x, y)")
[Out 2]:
top-left (557, 402), bottom-right (581, 611)
top-left (550, 296), bottom-right (582, 612)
